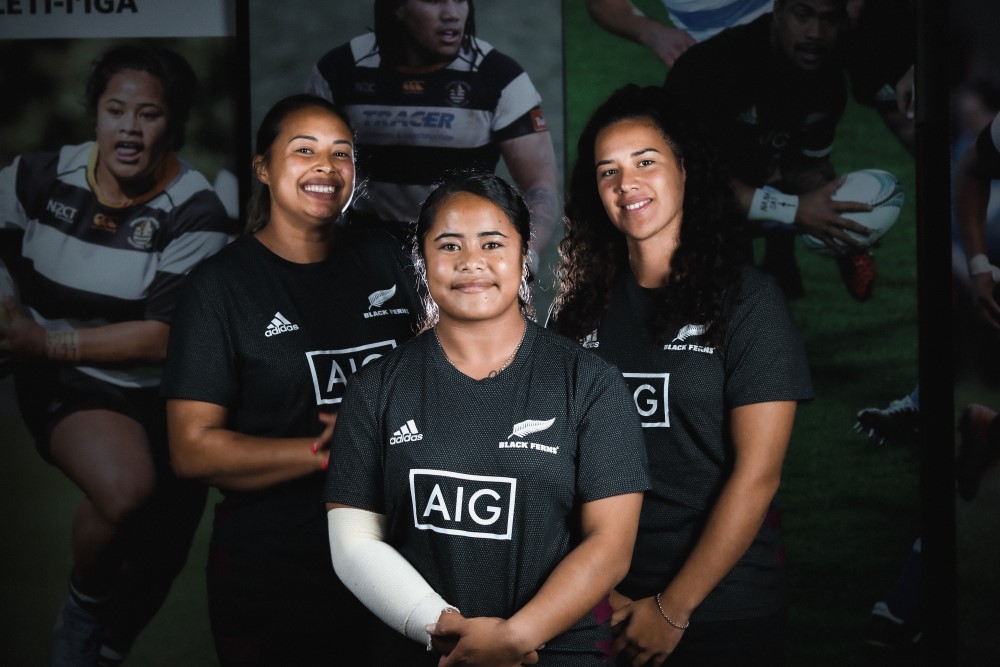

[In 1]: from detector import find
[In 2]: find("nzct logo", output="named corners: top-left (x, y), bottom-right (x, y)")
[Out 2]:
top-left (305, 340), bottom-right (397, 405)
top-left (46, 199), bottom-right (77, 224)
top-left (364, 285), bottom-right (409, 319)
top-left (663, 323), bottom-right (714, 354)
top-left (623, 372), bottom-right (670, 428)
top-left (410, 469), bottom-right (516, 540)
top-left (389, 419), bottom-right (423, 445)
top-left (498, 418), bottom-right (559, 454)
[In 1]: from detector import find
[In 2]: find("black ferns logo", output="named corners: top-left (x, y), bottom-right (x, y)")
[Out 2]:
top-left (368, 285), bottom-right (396, 310)
top-left (672, 323), bottom-right (710, 343)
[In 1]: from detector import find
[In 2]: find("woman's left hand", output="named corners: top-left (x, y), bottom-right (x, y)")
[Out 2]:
top-left (611, 596), bottom-right (685, 667)
top-left (430, 613), bottom-right (540, 667)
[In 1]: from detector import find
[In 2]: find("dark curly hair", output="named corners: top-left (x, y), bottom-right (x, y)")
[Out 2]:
top-left (373, 0), bottom-right (480, 66)
top-left (553, 84), bottom-right (748, 345)
top-left (85, 45), bottom-right (197, 152)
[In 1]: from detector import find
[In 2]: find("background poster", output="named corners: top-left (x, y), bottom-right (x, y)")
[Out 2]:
top-left (0, 1), bottom-right (238, 663)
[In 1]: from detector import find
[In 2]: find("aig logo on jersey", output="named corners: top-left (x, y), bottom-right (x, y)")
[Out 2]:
top-left (305, 340), bottom-right (397, 405)
top-left (623, 372), bottom-right (670, 428)
top-left (410, 469), bottom-right (516, 540)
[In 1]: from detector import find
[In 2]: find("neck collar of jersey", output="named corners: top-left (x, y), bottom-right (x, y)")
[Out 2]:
top-left (87, 143), bottom-right (180, 209)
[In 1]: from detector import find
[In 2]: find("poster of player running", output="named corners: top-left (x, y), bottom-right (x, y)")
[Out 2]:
top-left (0, 1), bottom-right (238, 662)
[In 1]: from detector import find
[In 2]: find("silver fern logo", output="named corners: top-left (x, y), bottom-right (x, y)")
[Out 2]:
top-left (368, 285), bottom-right (397, 310)
top-left (499, 418), bottom-right (560, 455)
top-left (672, 322), bottom-right (710, 343)
top-left (508, 418), bottom-right (555, 439)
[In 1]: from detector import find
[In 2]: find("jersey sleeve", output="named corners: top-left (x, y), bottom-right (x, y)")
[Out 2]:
top-left (145, 186), bottom-right (232, 323)
top-left (324, 374), bottom-right (386, 513)
top-left (722, 269), bottom-right (814, 407)
top-left (575, 362), bottom-right (651, 502)
top-left (0, 157), bottom-right (27, 231)
top-left (481, 50), bottom-right (543, 138)
top-left (160, 261), bottom-right (240, 408)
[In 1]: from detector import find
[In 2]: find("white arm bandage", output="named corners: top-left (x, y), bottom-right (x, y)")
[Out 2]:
top-left (968, 254), bottom-right (1000, 282)
top-left (327, 507), bottom-right (456, 645)
top-left (748, 187), bottom-right (799, 226)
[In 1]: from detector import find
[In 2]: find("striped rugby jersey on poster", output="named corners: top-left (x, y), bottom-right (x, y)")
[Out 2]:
top-left (0, 142), bottom-right (232, 388)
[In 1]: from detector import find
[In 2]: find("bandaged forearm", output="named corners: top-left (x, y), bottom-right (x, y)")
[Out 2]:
top-left (748, 187), bottom-right (799, 226)
top-left (968, 254), bottom-right (1000, 282)
top-left (328, 507), bottom-right (457, 644)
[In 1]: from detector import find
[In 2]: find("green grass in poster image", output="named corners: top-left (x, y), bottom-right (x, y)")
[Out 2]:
top-left (563, 1), bottom-right (920, 665)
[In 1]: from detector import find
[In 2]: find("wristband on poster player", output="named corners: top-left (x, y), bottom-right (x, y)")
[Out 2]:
top-left (747, 188), bottom-right (799, 225)
top-left (968, 254), bottom-right (1000, 282)
top-left (45, 329), bottom-right (80, 363)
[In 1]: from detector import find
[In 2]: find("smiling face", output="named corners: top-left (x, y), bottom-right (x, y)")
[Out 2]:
top-left (773, 0), bottom-right (846, 71)
top-left (422, 191), bottom-right (525, 326)
top-left (94, 69), bottom-right (171, 196)
top-left (253, 106), bottom-right (355, 229)
top-left (396, 0), bottom-right (469, 66)
top-left (594, 117), bottom-right (686, 252)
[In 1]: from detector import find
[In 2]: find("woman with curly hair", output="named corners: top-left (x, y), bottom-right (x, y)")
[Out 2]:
top-left (550, 84), bottom-right (813, 666)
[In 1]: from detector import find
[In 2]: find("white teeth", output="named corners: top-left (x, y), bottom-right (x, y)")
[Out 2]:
top-left (624, 201), bottom-right (646, 210)
top-left (304, 184), bottom-right (336, 194)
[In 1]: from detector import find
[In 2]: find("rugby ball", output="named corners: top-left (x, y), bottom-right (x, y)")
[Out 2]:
top-left (802, 169), bottom-right (904, 257)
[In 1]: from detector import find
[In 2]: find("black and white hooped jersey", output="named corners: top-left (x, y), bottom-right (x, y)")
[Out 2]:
top-left (161, 230), bottom-right (420, 525)
top-left (0, 142), bottom-right (232, 388)
top-left (308, 34), bottom-right (547, 225)
top-left (664, 13), bottom-right (847, 187)
top-left (566, 266), bottom-right (812, 622)
top-left (325, 322), bottom-right (650, 662)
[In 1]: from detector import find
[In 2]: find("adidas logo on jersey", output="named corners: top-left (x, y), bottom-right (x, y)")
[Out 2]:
top-left (390, 419), bottom-right (423, 445)
top-left (581, 330), bottom-right (600, 349)
top-left (265, 312), bottom-right (299, 337)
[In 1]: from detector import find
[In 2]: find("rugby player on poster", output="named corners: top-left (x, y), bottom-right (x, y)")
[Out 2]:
top-left (306, 0), bottom-right (559, 270)
top-left (0, 45), bottom-right (232, 665)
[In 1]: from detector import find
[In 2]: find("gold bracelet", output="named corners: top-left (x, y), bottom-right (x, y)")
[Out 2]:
top-left (655, 593), bottom-right (690, 630)
top-left (45, 329), bottom-right (80, 363)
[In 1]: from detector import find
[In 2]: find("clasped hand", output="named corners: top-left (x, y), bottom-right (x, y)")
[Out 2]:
top-left (427, 610), bottom-right (540, 667)
top-left (609, 591), bottom-right (685, 667)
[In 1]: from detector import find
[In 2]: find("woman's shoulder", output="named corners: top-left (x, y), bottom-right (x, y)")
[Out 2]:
top-left (531, 322), bottom-right (623, 379)
top-left (351, 329), bottom-right (433, 386)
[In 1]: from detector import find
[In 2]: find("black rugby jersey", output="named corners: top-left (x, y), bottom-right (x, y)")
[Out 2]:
top-left (308, 33), bottom-right (547, 226)
top-left (664, 13), bottom-right (847, 187)
top-left (162, 229), bottom-right (419, 532)
top-left (0, 142), bottom-right (232, 387)
top-left (325, 322), bottom-right (650, 664)
top-left (561, 266), bottom-right (812, 622)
